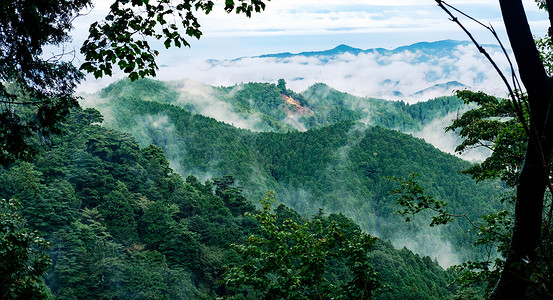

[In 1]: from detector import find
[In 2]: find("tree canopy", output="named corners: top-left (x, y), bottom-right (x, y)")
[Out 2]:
top-left (0, 0), bottom-right (87, 165)
top-left (81, 0), bottom-right (269, 80)
top-left (5, 0), bottom-right (553, 298)
top-left (453, 0), bottom-right (553, 297)
top-left (0, 0), bottom-right (269, 296)
top-left (0, 0), bottom-right (269, 166)
top-left (0, 105), bottom-right (459, 298)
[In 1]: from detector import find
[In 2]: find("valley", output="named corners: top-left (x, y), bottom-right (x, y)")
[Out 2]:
top-left (86, 78), bottom-right (504, 267)
top-left (2, 40), bottom-right (511, 299)
top-left (3, 0), bottom-right (550, 296)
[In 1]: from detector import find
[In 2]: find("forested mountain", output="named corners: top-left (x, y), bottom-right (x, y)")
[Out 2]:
top-left (94, 78), bottom-right (464, 133)
top-left (88, 79), bottom-right (503, 265)
top-left (0, 106), bottom-right (462, 298)
top-left (0, 0), bottom-right (544, 294)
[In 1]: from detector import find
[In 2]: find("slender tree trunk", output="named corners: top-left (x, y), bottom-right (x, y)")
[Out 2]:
top-left (490, 0), bottom-right (553, 298)
top-left (491, 136), bottom-right (547, 298)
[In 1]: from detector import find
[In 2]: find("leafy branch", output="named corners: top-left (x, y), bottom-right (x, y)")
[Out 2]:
top-left (81, 0), bottom-right (269, 81)
top-left (390, 173), bottom-right (508, 239)
top-left (436, 0), bottom-right (553, 228)
top-left (222, 191), bottom-right (381, 299)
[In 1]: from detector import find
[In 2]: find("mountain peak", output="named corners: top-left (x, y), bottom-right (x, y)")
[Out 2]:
top-left (254, 40), bottom-right (491, 61)
top-left (258, 44), bottom-right (364, 59)
top-left (331, 44), bottom-right (359, 52)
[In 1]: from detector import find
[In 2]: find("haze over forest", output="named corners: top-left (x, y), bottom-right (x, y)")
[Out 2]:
top-left (6, 0), bottom-right (552, 298)
top-left (81, 40), bottom-right (495, 161)
top-left (57, 40), bottom-right (507, 298)
top-left (76, 39), bottom-right (504, 265)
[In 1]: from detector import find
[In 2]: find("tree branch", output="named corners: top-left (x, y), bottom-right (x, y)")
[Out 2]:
top-left (499, 0), bottom-right (551, 118)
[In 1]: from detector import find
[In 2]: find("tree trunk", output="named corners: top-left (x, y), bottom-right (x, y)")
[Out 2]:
top-left (490, 137), bottom-right (547, 298)
top-left (490, 0), bottom-right (553, 298)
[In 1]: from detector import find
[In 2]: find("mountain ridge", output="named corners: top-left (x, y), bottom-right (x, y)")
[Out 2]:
top-left (87, 78), bottom-right (503, 266)
top-left (224, 39), bottom-right (499, 61)
top-left (196, 39), bottom-right (508, 102)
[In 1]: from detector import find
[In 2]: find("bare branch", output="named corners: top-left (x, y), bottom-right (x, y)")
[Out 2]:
top-left (436, 1), bottom-right (553, 214)
top-left (436, 1), bottom-right (519, 107)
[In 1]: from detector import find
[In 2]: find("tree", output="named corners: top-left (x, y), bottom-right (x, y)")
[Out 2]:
top-left (98, 181), bottom-right (139, 243)
top-left (214, 175), bottom-right (255, 217)
top-left (0, 199), bottom-right (51, 299)
top-left (426, 1), bottom-right (553, 297)
top-left (0, 0), bottom-right (88, 165)
top-left (222, 192), bottom-right (380, 299)
top-left (464, 1), bottom-right (552, 297)
top-left (81, 0), bottom-right (269, 80)
top-left (0, 0), bottom-right (269, 166)
top-left (277, 79), bottom-right (287, 94)
top-left (1, 2), bottom-right (269, 297)
top-left (444, 90), bottom-right (526, 188)
top-left (49, 208), bottom-right (125, 299)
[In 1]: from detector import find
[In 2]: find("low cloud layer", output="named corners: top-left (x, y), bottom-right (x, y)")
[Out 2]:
top-left (170, 79), bottom-right (263, 131)
top-left (154, 42), bottom-right (513, 104)
top-left (391, 226), bottom-right (461, 268)
top-left (410, 111), bottom-right (491, 162)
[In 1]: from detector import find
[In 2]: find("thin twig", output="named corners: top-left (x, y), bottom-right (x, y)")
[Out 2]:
top-left (437, 0), bottom-right (553, 219)
top-left (426, 205), bottom-right (509, 238)
top-left (437, 0), bottom-right (553, 279)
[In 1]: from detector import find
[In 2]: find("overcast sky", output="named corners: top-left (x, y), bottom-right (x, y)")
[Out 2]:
top-left (64, 0), bottom-right (549, 92)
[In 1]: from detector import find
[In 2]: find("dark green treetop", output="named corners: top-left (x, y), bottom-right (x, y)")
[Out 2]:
top-left (0, 199), bottom-right (52, 299)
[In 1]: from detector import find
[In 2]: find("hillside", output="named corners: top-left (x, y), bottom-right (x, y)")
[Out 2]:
top-left (94, 78), bottom-right (465, 134)
top-left (89, 79), bottom-right (504, 265)
top-left (0, 106), bottom-right (462, 299)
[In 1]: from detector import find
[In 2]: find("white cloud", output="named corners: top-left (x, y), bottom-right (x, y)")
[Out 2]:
top-left (148, 43), bottom-right (512, 103)
top-left (79, 0), bottom-right (543, 40)
top-left (196, 3), bottom-right (453, 37)
top-left (169, 79), bottom-right (264, 131)
top-left (391, 227), bottom-right (462, 268)
top-left (410, 111), bottom-right (492, 162)
top-left (73, 0), bottom-right (548, 95)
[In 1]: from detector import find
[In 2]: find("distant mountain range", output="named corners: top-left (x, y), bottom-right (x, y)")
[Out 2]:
top-left (195, 40), bottom-right (509, 102)
top-left (255, 40), bottom-right (494, 60)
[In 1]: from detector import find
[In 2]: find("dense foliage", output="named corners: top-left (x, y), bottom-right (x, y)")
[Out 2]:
top-left (0, 0), bottom-right (87, 165)
top-left (0, 108), bottom-right (255, 298)
top-left (445, 90), bottom-right (526, 187)
top-left (1, 0), bottom-right (271, 169)
top-left (401, 90), bottom-right (553, 298)
top-left (81, 0), bottom-right (269, 80)
top-left (107, 78), bottom-right (463, 132)
top-left (223, 192), bottom-right (381, 299)
top-left (300, 82), bottom-right (464, 131)
top-left (0, 106), bottom-right (461, 298)
top-left (0, 199), bottom-right (51, 299)
top-left (92, 79), bottom-right (504, 264)
top-left (1, 1), bottom-right (499, 298)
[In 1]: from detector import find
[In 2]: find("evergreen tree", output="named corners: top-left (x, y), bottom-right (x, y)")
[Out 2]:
top-left (0, 199), bottom-right (51, 299)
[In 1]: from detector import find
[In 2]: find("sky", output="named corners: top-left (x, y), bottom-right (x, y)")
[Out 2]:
top-left (62, 0), bottom-right (550, 94)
